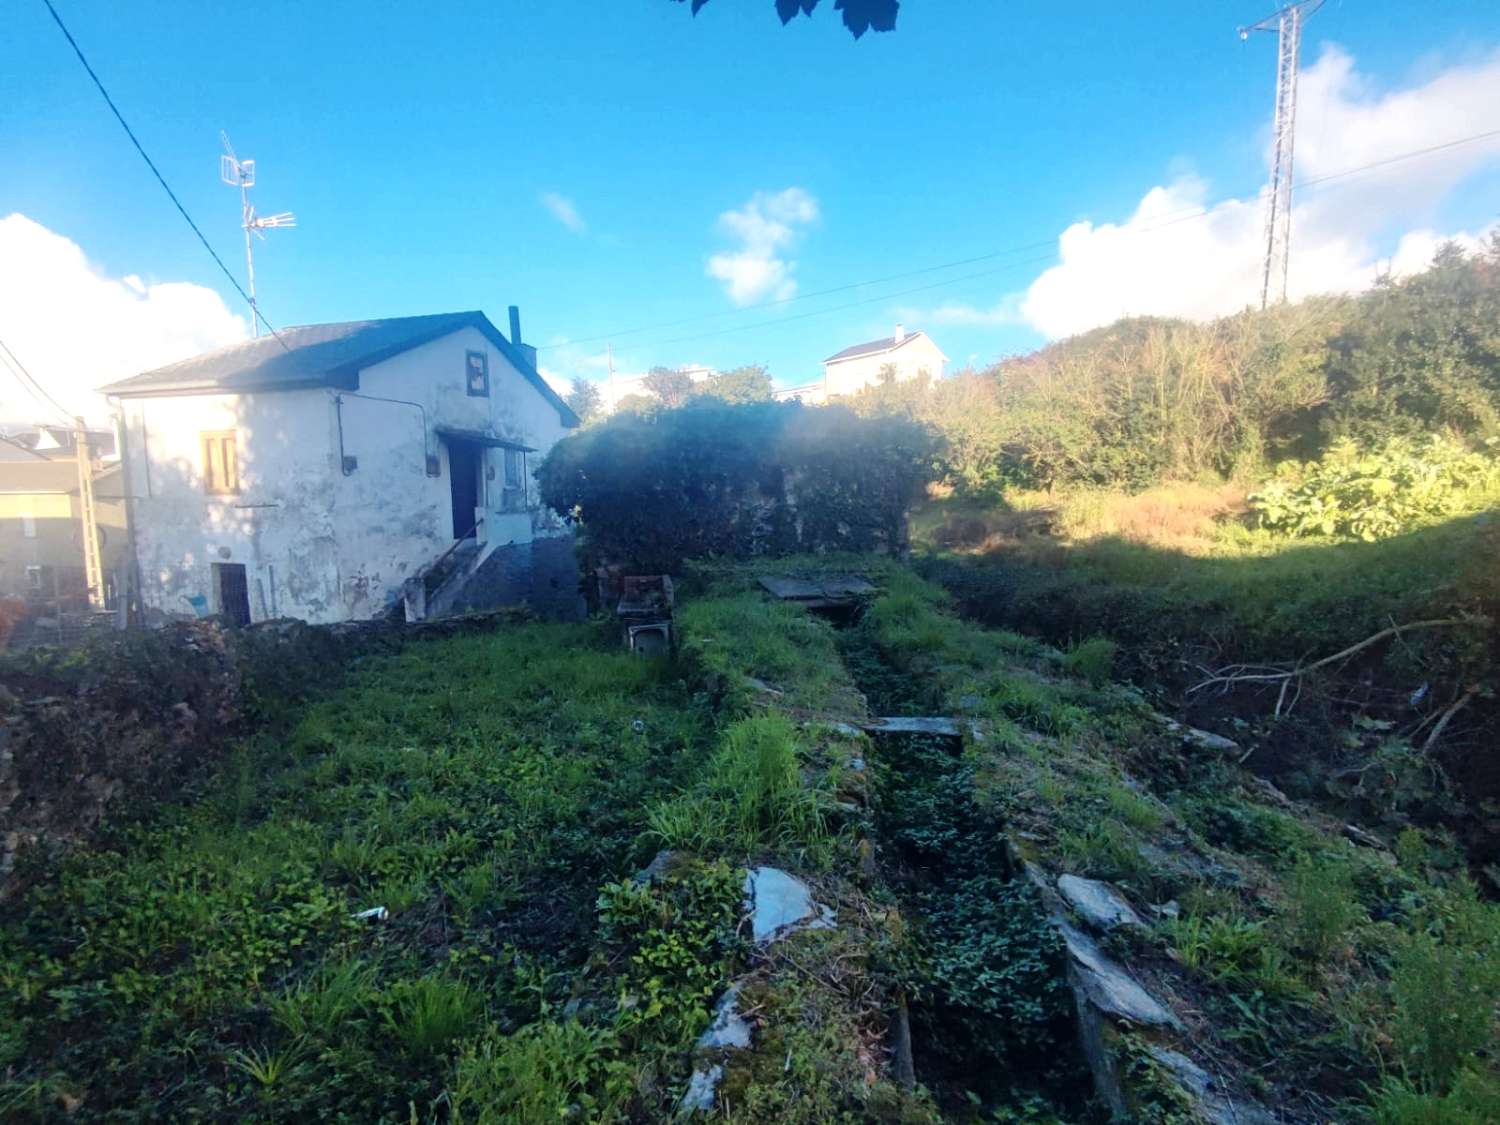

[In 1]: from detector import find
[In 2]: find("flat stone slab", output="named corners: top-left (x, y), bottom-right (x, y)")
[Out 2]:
top-left (758, 575), bottom-right (875, 607)
top-left (678, 1064), bottom-right (723, 1114)
top-left (1157, 716), bottom-right (1240, 753)
top-left (1057, 874), bottom-right (1145, 932)
top-left (744, 866), bottom-right (836, 943)
top-left (696, 984), bottom-right (752, 1050)
top-left (862, 716), bottom-right (986, 741)
top-left (1060, 920), bottom-right (1179, 1029)
top-left (1145, 1046), bottom-right (1278, 1125)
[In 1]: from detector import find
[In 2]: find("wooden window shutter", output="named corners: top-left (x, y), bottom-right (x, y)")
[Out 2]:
top-left (201, 430), bottom-right (239, 494)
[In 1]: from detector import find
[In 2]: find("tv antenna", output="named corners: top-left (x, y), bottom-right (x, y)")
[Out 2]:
top-left (220, 132), bottom-right (296, 337)
top-left (1240, 1), bottom-right (1323, 309)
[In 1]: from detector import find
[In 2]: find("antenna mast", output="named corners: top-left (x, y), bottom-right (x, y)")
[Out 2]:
top-left (1240, 1), bottom-right (1322, 309)
top-left (220, 132), bottom-right (296, 336)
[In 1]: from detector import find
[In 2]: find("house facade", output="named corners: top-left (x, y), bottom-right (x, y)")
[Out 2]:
top-left (101, 309), bottom-right (580, 626)
top-left (0, 454), bottom-right (127, 610)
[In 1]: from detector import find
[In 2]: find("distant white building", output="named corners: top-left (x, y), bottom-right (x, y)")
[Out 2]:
top-left (100, 308), bottom-right (581, 625)
top-left (822, 325), bottom-right (946, 396)
top-left (600, 364), bottom-right (715, 412)
top-left (775, 325), bottom-right (947, 404)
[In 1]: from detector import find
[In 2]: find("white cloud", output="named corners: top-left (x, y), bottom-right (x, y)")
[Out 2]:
top-left (920, 46), bottom-right (1500, 340)
top-left (906, 293), bottom-right (1026, 328)
top-left (0, 214), bottom-right (247, 423)
top-left (706, 187), bottom-right (819, 305)
top-left (540, 191), bottom-right (586, 234)
top-left (537, 365), bottom-right (573, 396)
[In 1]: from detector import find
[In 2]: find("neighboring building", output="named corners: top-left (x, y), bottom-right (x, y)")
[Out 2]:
top-left (0, 450), bottom-right (127, 610)
top-left (0, 424), bottom-right (116, 461)
top-left (819, 324), bottom-right (947, 400)
top-left (768, 326), bottom-right (948, 405)
top-left (100, 308), bottom-right (580, 626)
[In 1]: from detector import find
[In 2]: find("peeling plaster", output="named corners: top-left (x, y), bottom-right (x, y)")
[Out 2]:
top-left (121, 325), bottom-right (574, 624)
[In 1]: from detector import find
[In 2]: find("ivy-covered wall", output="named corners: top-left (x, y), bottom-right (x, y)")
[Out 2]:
top-left (536, 399), bottom-right (939, 573)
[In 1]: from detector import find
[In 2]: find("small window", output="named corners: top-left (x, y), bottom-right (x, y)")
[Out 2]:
top-left (201, 430), bottom-right (240, 494)
top-left (21, 515), bottom-right (36, 539)
top-left (503, 448), bottom-right (523, 488)
top-left (25, 565), bottom-right (44, 590)
top-left (465, 351), bottom-right (490, 397)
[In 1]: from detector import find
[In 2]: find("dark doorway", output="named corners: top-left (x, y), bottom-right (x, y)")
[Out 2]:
top-left (448, 440), bottom-right (481, 539)
top-left (213, 562), bottom-right (251, 626)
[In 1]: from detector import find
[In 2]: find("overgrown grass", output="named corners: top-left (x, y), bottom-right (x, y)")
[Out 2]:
top-left (846, 562), bottom-right (1500, 1121)
top-left (0, 622), bottom-right (713, 1119)
top-left (914, 490), bottom-right (1499, 701)
top-left (675, 592), bottom-right (853, 714)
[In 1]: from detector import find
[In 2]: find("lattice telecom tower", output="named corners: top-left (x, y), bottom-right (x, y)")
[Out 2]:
top-left (1240, 1), bottom-right (1323, 309)
top-left (220, 132), bottom-right (296, 336)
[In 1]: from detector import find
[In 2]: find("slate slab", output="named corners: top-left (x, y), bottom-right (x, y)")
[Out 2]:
top-left (1060, 920), bottom-right (1179, 1029)
top-left (1057, 874), bottom-right (1145, 931)
top-left (696, 985), bottom-right (752, 1050)
top-left (743, 866), bottom-right (837, 943)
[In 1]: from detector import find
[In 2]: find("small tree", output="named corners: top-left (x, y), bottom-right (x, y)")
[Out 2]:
top-left (614, 392), bottom-right (660, 417)
top-left (643, 366), bottom-right (696, 408)
top-left (697, 364), bottom-right (774, 403)
top-left (564, 378), bottom-right (603, 425)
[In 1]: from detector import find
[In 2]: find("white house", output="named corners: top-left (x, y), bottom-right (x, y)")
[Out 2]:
top-left (820, 325), bottom-right (947, 398)
top-left (100, 308), bottom-right (580, 626)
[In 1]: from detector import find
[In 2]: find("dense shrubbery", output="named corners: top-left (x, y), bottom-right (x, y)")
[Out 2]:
top-left (855, 237), bottom-right (1500, 495)
top-left (1250, 435), bottom-right (1500, 540)
top-left (538, 398), bottom-right (938, 571)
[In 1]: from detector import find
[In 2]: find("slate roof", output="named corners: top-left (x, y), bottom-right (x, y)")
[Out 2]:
top-left (99, 310), bottom-right (578, 427)
top-left (822, 330), bottom-right (930, 365)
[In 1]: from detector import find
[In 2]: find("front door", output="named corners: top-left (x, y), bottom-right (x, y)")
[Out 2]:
top-left (212, 562), bottom-right (251, 626)
top-left (448, 440), bottom-right (481, 539)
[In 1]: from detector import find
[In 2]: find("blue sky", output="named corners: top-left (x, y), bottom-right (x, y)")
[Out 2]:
top-left (2, 0), bottom-right (1499, 414)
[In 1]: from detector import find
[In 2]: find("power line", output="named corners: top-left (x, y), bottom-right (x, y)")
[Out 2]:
top-left (39, 0), bottom-right (291, 351)
top-left (565, 125), bottom-right (1500, 355)
top-left (557, 241), bottom-right (1060, 346)
top-left (0, 335), bottom-right (73, 422)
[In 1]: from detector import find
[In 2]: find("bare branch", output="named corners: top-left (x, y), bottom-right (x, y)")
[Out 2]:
top-left (1187, 616), bottom-right (1486, 713)
top-left (1423, 687), bottom-right (1479, 753)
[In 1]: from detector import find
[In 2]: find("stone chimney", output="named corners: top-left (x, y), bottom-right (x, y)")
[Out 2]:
top-left (508, 304), bottom-right (539, 372)
top-left (893, 323), bottom-right (906, 344)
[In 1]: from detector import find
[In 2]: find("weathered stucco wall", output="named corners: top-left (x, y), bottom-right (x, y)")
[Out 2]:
top-left (123, 388), bottom-right (341, 622)
top-left (823, 335), bottom-right (947, 398)
top-left (121, 324), bottom-right (574, 624)
top-left (331, 325), bottom-right (572, 618)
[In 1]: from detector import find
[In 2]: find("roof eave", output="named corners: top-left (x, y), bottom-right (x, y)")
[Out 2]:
top-left (101, 372), bottom-right (359, 399)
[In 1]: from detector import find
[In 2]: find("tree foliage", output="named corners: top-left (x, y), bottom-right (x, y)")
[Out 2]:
top-left (563, 377), bottom-right (603, 426)
top-left (696, 364), bottom-right (774, 403)
top-left (537, 398), bottom-right (938, 571)
top-left (670, 0), bottom-right (898, 39)
top-left (1249, 435), bottom-right (1500, 541)
top-left (850, 239), bottom-right (1500, 496)
top-left (642, 366), bottom-right (696, 408)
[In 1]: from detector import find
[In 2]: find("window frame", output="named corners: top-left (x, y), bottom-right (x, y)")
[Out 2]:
top-left (502, 447), bottom-right (524, 489)
top-left (200, 429), bottom-right (240, 495)
top-left (465, 350), bottom-right (491, 398)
